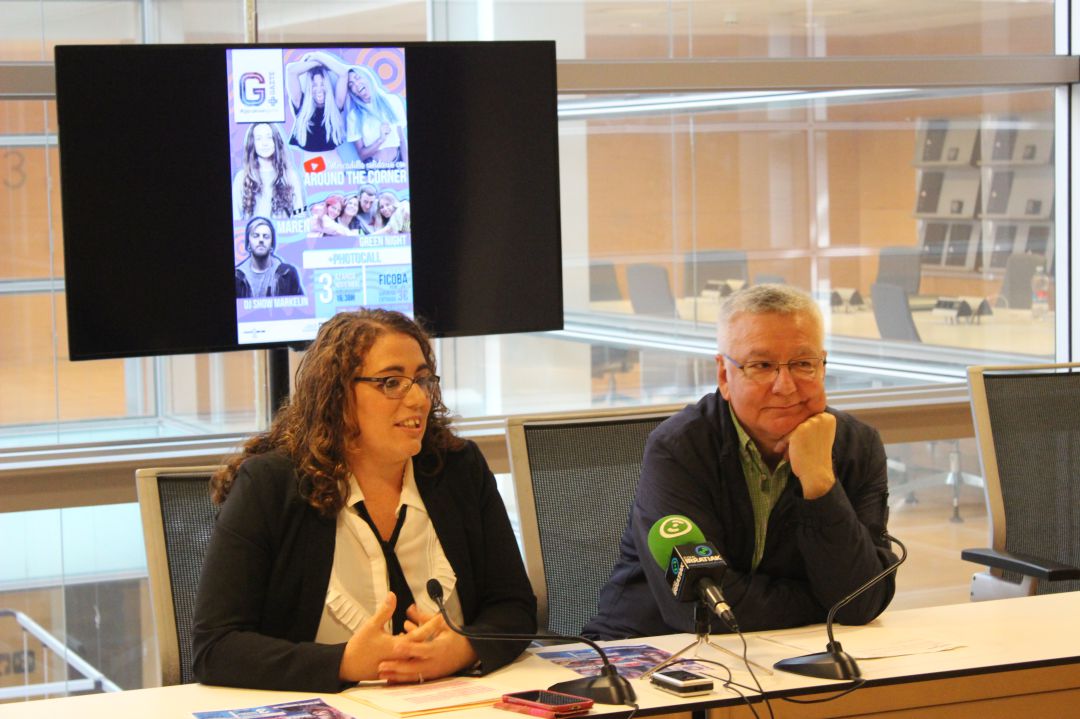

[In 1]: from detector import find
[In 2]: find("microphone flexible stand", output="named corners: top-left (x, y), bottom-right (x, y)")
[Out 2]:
top-left (641, 604), bottom-right (773, 679)
top-left (774, 531), bottom-right (908, 681)
top-left (425, 580), bottom-right (635, 705)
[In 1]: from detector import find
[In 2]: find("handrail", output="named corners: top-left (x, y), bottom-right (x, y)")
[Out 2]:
top-left (0, 609), bottom-right (122, 700)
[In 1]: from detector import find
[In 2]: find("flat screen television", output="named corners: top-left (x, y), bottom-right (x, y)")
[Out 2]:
top-left (54, 41), bottom-right (562, 360)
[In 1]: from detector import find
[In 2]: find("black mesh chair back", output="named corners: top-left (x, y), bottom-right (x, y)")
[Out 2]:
top-left (507, 407), bottom-right (680, 636)
top-left (871, 282), bottom-right (921, 342)
top-left (682, 250), bottom-right (749, 297)
top-left (875, 246), bottom-right (923, 296)
top-left (626, 263), bottom-right (677, 317)
top-left (966, 365), bottom-right (1080, 599)
top-left (136, 466), bottom-right (220, 685)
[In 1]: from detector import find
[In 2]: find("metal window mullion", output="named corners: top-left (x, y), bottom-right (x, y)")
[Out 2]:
top-left (4, 56), bottom-right (1078, 102)
top-left (556, 56), bottom-right (1080, 94)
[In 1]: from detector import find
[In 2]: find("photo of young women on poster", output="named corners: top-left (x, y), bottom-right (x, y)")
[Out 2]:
top-left (232, 122), bottom-right (304, 220)
top-left (343, 64), bottom-right (408, 164)
top-left (285, 51), bottom-right (348, 153)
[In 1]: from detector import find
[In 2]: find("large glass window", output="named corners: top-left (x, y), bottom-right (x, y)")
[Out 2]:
top-left (1, 3), bottom-right (261, 448)
top-left (583, 2), bottom-right (1055, 59)
top-left (0, 503), bottom-right (147, 699)
top-left (1, 0), bottom-right (1069, 443)
top-left (253, 1), bottom-right (426, 42)
top-left (520, 86), bottom-right (1060, 412)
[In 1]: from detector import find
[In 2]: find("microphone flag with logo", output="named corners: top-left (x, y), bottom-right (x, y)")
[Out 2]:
top-left (647, 514), bottom-right (706, 566)
top-left (646, 515), bottom-right (734, 625)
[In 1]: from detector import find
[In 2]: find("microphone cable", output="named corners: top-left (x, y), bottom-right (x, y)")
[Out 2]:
top-left (424, 579), bottom-right (637, 707)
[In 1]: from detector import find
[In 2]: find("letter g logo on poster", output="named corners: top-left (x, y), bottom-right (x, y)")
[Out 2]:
top-left (240, 72), bottom-right (267, 106)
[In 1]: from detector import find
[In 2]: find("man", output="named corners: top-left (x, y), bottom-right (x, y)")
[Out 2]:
top-left (584, 284), bottom-right (896, 638)
top-left (235, 217), bottom-right (304, 298)
top-left (351, 184), bottom-right (380, 234)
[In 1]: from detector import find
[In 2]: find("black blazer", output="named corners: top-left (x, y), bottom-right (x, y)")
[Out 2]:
top-left (192, 441), bottom-right (537, 691)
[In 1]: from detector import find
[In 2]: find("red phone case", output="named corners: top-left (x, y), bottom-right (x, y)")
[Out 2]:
top-left (493, 701), bottom-right (590, 719)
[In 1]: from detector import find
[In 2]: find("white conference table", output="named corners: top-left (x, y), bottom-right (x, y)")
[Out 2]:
top-left (2, 592), bottom-right (1079, 718)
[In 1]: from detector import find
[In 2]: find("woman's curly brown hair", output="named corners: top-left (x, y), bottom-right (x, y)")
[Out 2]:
top-left (210, 309), bottom-right (462, 516)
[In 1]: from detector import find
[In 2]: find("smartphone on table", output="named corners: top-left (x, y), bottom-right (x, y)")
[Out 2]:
top-left (495, 689), bottom-right (594, 718)
top-left (649, 668), bottom-right (714, 697)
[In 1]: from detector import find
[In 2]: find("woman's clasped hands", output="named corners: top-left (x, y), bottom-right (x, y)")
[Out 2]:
top-left (338, 592), bottom-right (479, 684)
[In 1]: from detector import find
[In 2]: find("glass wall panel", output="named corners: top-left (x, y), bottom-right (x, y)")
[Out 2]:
top-left (883, 437), bottom-right (987, 611)
top-left (574, 0), bottom-right (1055, 59)
top-left (4, 4), bottom-right (1065, 440)
top-left (570, 86), bottom-right (1059, 406)
top-left (0, 503), bottom-right (152, 702)
top-left (255, 1), bottom-right (426, 42)
top-left (0, 2), bottom-right (257, 447)
top-left (1, 1), bottom-right (142, 61)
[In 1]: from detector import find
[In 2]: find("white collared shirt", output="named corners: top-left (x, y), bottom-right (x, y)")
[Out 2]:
top-left (315, 459), bottom-right (464, 643)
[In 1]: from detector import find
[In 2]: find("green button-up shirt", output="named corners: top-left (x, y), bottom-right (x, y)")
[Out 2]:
top-left (731, 406), bottom-right (791, 572)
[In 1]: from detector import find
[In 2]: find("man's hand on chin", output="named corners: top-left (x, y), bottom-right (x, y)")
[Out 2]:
top-left (774, 394), bottom-right (836, 500)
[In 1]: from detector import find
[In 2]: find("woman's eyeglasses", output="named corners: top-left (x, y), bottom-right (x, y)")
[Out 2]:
top-left (353, 374), bottom-right (440, 399)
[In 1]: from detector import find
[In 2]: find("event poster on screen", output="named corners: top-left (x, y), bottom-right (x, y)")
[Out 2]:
top-left (226, 47), bottom-right (413, 345)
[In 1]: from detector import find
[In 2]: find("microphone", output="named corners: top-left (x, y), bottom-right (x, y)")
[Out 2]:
top-left (646, 515), bottom-right (737, 628)
top-left (773, 528), bottom-right (907, 681)
top-left (424, 579), bottom-right (635, 705)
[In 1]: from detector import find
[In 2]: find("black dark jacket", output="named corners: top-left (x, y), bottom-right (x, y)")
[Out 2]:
top-left (235, 260), bottom-right (303, 298)
top-left (192, 442), bottom-right (537, 691)
top-left (584, 391), bottom-right (896, 639)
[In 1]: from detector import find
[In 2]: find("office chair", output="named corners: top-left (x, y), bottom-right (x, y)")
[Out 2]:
top-left (590, 343), bottom-right (638, 404)
top-left (995, 252), bottom-right (1045, 309)
top-left (870, 282), bottom-right (921, 342)
top-left (587, 263), bottom-right (638, 401)
top-left (963, 364), bottom-right (1080, 600)
top-left (506, 407), bottom-right (681, 636)
top-left (886, 439), bottom-right (983, 523)
top-left (872, 285), bottom-right (983, 516)
top-left (682, 250), bottom-right (749, 297)
top-left (626, 263), bottom-right (678, 317)
top-left (136, 466), bottom-right (221, 685)
top-left (875, 246), bottom-right (923, 296)
top-left (589, 261), bottom-right (623, 303)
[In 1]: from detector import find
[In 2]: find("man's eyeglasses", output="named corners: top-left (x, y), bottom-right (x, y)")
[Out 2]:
top-left (722, 354), bottom-right (825, 383)
top-left (353, 374), bottom-right (440, 399)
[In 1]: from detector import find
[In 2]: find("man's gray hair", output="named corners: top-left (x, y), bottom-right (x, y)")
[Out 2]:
top-left (716, 284), bottom-right (824, 352)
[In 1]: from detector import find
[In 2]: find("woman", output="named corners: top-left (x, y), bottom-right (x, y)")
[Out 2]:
top-left (342, 65), bottom-right (408, 164)
top-left (232, 122), bottom-right (304, 220)
top-left (192, 310), bottom-right (536, 692)
top-left (286, 53), bottom-right (347, 153)
top-left (340, 194), bottom-right (361, 231)
top-left (321, 194), bottom-right (356, 236)
top-left (372, 189), bottom-right (411, 235)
